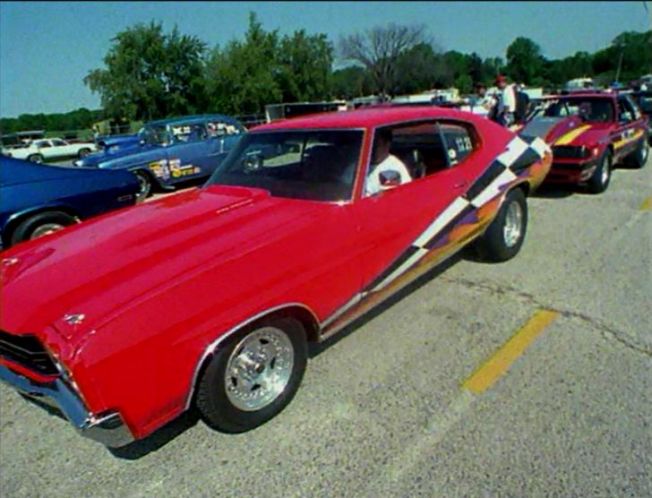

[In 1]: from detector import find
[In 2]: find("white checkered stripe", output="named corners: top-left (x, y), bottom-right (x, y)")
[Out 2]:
top-left (368, 136), bottom-right (547, 293)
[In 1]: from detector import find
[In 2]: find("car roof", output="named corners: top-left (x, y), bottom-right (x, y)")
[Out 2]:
top-left (147, 114), bottom-right (241, 127)
top-left (252, 106), bottom-right (481, 131)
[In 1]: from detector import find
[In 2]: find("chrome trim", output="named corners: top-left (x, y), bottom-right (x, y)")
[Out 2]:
top-left (0, 363), bottom-right (135, 447)
top-left (321, 294), bottom-right (364, 329)
top-left (184, 302), bottom-right (320, 410)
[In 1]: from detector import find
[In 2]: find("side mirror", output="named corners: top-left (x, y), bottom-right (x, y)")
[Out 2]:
top-left (379, 170), bottom-right (401, 188)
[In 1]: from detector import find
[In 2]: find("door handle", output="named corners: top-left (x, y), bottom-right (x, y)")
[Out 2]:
top-left (453, 180), bottom-right (468, 189)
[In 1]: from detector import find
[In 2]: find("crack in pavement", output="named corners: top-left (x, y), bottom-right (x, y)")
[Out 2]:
top-left (439, 275), bottom-right (652, 357)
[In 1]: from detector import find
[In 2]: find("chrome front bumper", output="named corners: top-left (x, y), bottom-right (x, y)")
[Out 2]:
top-left (0, 363), bottom-right (135, 447)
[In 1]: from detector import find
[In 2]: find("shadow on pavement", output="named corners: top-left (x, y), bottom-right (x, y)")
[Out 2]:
top-left (531, 184), bottom-right (576, 199)
top-left (108, 409), bottom-right (201, 460)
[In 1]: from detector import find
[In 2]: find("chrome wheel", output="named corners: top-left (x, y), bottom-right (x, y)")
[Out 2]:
top-left (30, 223), bottom-right (65, 239)
top-left (503, 200), bottom-right (523, 248)
top-left (225, 327), bottom-right (294, 412)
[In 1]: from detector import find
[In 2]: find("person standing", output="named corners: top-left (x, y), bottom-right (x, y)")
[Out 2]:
top-left (495, 75), bottom-right (517, 127)
top-left (471, 83), bottom-right (497, 118)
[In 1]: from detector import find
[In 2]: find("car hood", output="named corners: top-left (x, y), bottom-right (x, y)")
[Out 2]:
top-left (80, 142), bottom-right (154, 166)
top-left (520, 116), bottom-right (611, 146)
top-left (0, 157), bottom-right (118, 186)
top-left (0, 185), bottom-right (324, 341)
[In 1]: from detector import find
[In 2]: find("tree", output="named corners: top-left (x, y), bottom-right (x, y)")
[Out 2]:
top-left (338, 23), bottom-right (430, 99)
top-left (277, 30), bottom-right (334, 102)
top-left (394, 43), bottom-right (442, 94)
top-left (204, 13), bottom-right (334, 115)
top-left (505, 37), bottom-right (545, 85)
top-left (332, 66), bottom-right (373, 99)
top-left (84, 22), bottom-right (206, 121)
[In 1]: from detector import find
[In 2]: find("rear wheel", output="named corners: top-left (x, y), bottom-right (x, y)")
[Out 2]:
top-left (27, 153), bottom-right (44, 163)
top-left (626, 138), bottom-right (648, 169)
top-left (475, 188), bottom-right (528, 262)
top-left (133, 170), bottom-right (152, 201)
top-left (586, 150), bottom-right (611, 194)
top-left (196, 317), bottom-right (307, 433)
top-left (10, 211), bottom-right (77, 246)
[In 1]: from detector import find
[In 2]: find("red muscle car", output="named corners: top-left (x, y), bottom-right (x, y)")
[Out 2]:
top-left (0, 107), bottom-right (551, 447)
top-left (519, 91), bottom-right (649, 193)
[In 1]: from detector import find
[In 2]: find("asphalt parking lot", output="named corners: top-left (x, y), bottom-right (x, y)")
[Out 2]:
top-left (1, 156), bottom-right (650, 497)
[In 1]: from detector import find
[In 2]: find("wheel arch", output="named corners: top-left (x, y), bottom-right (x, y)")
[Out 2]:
top-left (3, 205), bottom-right (80, 247)
top-left (184, 302), bottom-right (320, 410)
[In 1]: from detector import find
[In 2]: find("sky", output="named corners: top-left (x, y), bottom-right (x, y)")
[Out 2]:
top-left (0, 1), bottom-right (650, 118)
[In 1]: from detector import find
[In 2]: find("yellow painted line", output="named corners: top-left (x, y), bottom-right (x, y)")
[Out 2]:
top-left (554, 125), bottom-right (591, 145)
top-left (641, 196), bottom-right (652, 211)
top-left (462, 309), bottom-right (559, 394)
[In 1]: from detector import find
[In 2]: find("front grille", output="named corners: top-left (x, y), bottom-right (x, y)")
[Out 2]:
top-left (552, 145), bottom-right (588, 159)
top-left (0, 330), bottom-right (58, 376)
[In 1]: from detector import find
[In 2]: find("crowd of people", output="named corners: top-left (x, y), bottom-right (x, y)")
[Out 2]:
top-left (470, 74), bottom-right (530, 128)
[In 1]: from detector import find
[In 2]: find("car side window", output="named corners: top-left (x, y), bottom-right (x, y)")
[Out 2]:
top-left (208, 121), bottom-right (243, 138)
top-left (35, 140), bottom-right (51, 148)
top-left (389, 121), bottom-right (477, 179)
top-left (618, 97), bottom-right (636, 122)
top-left (51, 139), bottom-right (66, 146)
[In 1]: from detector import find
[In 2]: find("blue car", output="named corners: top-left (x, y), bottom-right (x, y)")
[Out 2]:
top-left (76, 114), bottom-right (246, 200)
top-left (0, 157), bottom-right (139, 249)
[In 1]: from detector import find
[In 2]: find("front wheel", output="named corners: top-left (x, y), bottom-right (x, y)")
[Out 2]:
top-left (475, 188), bottom-right (528, 262)
top-left (586, 150), bottom-right (611, 194)
top-left (196, 317), bottom-right (307, 433)
top-left (77, 148), bottom-right (91, 159)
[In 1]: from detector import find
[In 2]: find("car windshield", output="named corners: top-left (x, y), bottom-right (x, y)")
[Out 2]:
top-left (139, 124), bottom-right (170, 145)
top-left (207, 130), bottom-right (363, 202)
top-left (544, 97), bottom-right (614, 123)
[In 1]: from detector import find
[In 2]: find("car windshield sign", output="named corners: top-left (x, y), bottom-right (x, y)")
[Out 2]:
top-left (207, 130), bottom-right (363, 202)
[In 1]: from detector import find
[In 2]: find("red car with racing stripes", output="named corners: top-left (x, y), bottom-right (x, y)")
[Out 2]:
top-left (519, 91), bottom-right (649, 193)
top-left (0, 107), bottom-right (551, 447)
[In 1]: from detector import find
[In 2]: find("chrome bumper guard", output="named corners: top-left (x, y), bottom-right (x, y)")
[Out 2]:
top-left (0, 363), bottom-right (135, 447)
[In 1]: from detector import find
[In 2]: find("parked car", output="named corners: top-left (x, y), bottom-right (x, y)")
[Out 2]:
top-left (95, 133), bottom-right (141, 153)
top-left (1, 138), bottom-right (97, 163)
top-left (632, 90), bottom-right (652, 144)
top-left (519, 91), bottom-right (649, 193)
top-left (0, 156), bottom-right (139, 249)
top-left (0, 107), bottom-right (551, 447)
top-left (75, 114), bottom-right (246, 201)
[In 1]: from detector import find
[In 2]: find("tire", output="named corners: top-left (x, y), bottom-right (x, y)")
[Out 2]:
top-left (77, 148), bottom-right (91, 159)
top-left (133, 170), bottom-right (152, 201)
top-left (586, 150), bottom-right (612, 194)
top-left (626, 138), bottom-right (648, 169)
top-left (475, 188), bottom-right (528, 262)
top-left (196, 316), bottom-right (307, 433)
top-left (10, 211), bottom-right (77, 246)
top-left (27, 153), bottom-right (44, 163)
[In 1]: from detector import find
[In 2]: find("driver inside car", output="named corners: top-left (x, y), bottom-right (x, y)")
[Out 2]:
top-left (365, 128), bottom-right (412, 196)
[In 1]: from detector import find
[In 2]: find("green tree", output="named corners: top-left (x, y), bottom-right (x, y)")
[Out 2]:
top-left (332, 66), bottom-right (373, 99)
top-left (277, 30), bottom-right (334, 102)
top-left (84, 22), bottom-right (206, 121)
top-left (505, 37), bottom-right (545, 85)
top-left (203, 13), bottom-right (282, 115)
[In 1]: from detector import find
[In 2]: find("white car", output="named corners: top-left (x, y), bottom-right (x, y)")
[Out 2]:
top-left (2, 138), bottom-right (97, 163)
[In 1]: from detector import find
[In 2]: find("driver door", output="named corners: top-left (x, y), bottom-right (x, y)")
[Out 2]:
top-left (351, 122), bottom-right (475, 294)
